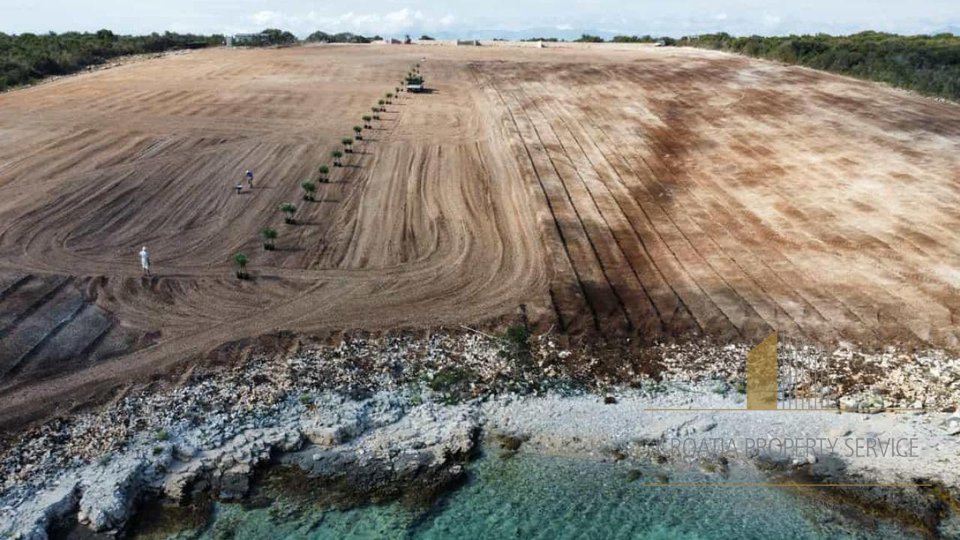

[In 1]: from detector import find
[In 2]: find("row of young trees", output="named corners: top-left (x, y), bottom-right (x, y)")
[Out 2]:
top-left (234, 64), bottom-right (422, 279)
top-left (0, 30), bottom-right (223, 91)
top-left (675, 32), bottom-right (960, 100)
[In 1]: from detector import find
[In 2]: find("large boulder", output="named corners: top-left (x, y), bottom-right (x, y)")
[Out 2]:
top-left (76, 456), bottom-right (149, 532)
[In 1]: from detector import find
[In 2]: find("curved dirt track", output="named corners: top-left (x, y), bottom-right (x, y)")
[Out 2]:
top-left (0, 45), bottom-right (551, 427)
top-left (1, 43), bottom-right (959, 428)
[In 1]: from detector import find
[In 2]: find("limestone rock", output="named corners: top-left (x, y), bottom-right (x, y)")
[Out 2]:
top-left (839, 393), bottom-right (884, 414)
top-left (1, 481), bottom-right (79, 540)
top-left (76, 456), bottom-right (149, 532)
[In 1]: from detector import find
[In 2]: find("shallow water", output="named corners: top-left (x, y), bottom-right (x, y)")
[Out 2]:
top-left (139, 451), bottom-right (922, 539)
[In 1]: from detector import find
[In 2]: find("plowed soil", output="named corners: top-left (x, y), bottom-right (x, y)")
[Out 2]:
top-left (1, 43), bottom-right (958, 429)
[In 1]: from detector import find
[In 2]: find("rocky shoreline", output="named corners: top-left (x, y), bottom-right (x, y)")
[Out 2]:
top-left (1, 331), bottom-right (959, 538)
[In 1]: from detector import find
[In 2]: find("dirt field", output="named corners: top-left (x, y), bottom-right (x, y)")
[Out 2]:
top-left (0, 43), bottom-right (958, 428)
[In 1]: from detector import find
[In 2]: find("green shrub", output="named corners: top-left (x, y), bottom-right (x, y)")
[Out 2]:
top-left (233, 252), bottom-right (249, 279)
top-left (279, 202), bottom-right (297, 224)
top-left (503, 325), bottom-right (531, 360)
top-left (301, 180), bottom-right (317, 201)
top-left (260, 227), bottom-right (277, 249)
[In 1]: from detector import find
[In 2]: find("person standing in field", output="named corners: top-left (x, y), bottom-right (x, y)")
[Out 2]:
top-left (139, 246), bottom-right (151, 277)
top-left (245, 169), bottom-right (254, 189)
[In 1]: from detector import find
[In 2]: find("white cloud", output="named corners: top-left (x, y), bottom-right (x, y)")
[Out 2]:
top-left (245, 7), bottom-right (454, 36)
top-left (250, 11), bottom-right (283, 27)
top-left (5, 1), bottom-right (960, 39)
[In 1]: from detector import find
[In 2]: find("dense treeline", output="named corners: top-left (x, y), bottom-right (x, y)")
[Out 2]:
top-left (574, 34), bottom-right (605, 43)
top-left (256, 29), bottom-right (297, 46)
top-left (304, 31), bottom-right (381, 44)
top-left (612, 35), bottom-right (676, 45)
top-left (523, 34), bottom-right (675, 44)
top-left (675, 32), bottom-right (960, 100)
top-left (0, 30), bottom-right (223, 91)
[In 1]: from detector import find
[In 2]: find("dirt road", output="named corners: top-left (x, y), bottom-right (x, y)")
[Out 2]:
top-left (0, 43), bottom-right (958, 429)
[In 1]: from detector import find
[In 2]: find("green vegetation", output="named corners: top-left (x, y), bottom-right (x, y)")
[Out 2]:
top-left (341, 137), bottom-right (353, 152)
top-left (318, 165), bottom-right (330, 182)
top-left (332, 150), bottom-right (343, 166)
top-left (235, 29), bottom-right (297, 46)
top-left (155, 429), bottom-right (170, 441)
top-left (675, 32), bottom-right (960, 100)
top-left (522, 37), bottom-right (561, 42)
top-left (426, 365), bottom-right (477, 403)
top-left (574, 34), bottom-right (605, 43)
top-left (304, 31), bottom-right (379, 44)
top-left (612, 35), bottom-right (674, 44)
top-left (279, 202), bottom-right (297, 224)
top-left (502, 325), bottom-right (531, 361)
top-left (0, 30), bottom-right (222, 91)
top-left (260, 227), bottom-right (277, 250)
top-left (420, 35), bottom-right (435, 41)
top-left (233, 253), bottom-right (249, 279)
top-left (353, 125), bottom-right (363, 139)
top-left (362, 115), bottom-right (372, 128)
top-left (301, 180), bottom-right (316, 201)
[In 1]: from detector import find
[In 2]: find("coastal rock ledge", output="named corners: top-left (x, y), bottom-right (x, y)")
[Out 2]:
top-left (3, 394), bottom-right (479, 539)
top-left (2, 334), bottom-right (960, 538)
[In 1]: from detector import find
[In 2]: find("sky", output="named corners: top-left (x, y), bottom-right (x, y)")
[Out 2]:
top-left (2, 1), bottom-right (959, 39)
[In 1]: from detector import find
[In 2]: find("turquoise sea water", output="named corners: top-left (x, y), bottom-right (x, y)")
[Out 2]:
top-left (138, 451), bottom-right (922, 539)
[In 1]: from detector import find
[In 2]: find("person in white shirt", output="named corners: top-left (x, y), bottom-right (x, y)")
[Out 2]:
top-left (139, 246), bottom-right (151, 276)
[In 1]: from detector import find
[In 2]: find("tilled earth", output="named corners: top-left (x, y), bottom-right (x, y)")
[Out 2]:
top-left (0, 43), bottom-right (958, 430)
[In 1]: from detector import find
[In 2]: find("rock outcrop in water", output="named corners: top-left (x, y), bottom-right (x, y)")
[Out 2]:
top-left (2, 333), bottom-right (959, 538)
top-left (2, 390), bottom-right (480, 538)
